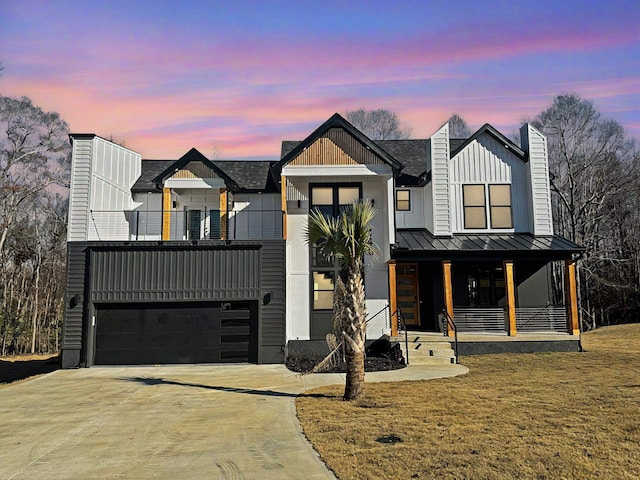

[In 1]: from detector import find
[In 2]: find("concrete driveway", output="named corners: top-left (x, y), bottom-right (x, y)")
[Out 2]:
top-left (0, 363), bottom-right (467, 480)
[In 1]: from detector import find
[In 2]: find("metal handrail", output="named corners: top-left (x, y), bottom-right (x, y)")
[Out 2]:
top-left (440, 308), bottom-right (459, 364)
top-left (393, 307), bottom-right (410, 365)
top-left (364, 305), bottom-right (409, 365)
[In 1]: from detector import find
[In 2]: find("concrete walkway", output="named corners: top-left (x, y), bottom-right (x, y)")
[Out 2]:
top-left (0, 363), bottom-right (467, 480)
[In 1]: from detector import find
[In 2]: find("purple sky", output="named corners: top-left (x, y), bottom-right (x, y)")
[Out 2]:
top-left (1, 0), bottom-right (638, 159)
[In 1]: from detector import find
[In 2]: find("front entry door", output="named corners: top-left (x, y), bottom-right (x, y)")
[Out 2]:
top-left (397, 264), bottom-right (420, 327)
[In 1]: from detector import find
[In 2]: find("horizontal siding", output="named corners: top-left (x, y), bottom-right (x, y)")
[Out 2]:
top-left (431, 123), bottom-right (451, 235)
top-left (260, 241), bottom-right (286, 347)
top-left (68, 139), bottom-right (93, 241)
top-left (62, 243), bottom-right (88, 349)
top-left (524, 125), bottom-right (554, 235)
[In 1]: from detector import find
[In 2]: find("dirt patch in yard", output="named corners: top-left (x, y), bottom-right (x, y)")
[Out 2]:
top-left (287, 355), bottom-right (405, 374)
top-left (297, 324), bottom-right (640, 479)
top-left (0, 354), bottom-right (60, 387)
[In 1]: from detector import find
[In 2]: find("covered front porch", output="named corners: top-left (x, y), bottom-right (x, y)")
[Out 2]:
top-left (388, 229), bottom-right (584, 339)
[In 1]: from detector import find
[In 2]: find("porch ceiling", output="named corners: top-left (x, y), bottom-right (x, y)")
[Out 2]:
top-left (394, 229), bottom-right (584, 260)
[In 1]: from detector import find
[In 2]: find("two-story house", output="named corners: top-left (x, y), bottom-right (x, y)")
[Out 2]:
top-left (61, 114), bottom-right (582, 368)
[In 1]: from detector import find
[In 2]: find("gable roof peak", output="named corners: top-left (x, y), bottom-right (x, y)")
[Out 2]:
top-left (450, 123), bottom-right (526, 160)
top-left (273, 113), bottom-right (403, 172)
top-left (152, 147), bottom-right (240, 190)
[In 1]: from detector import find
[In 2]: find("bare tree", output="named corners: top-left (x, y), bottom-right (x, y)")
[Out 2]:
top-left (0, 95), bottom-right (70, 355)
top-left (532, 94), bottom-right (639, 329)
top-left (447, 113), bottom-right (472, 138)
top-left (344, 108), bottom-right (411, 140)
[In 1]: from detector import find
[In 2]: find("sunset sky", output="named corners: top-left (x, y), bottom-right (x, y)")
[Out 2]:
top-left (1, 0), bottom-right (638, 159)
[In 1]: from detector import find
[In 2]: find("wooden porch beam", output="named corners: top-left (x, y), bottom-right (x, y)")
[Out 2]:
top-left (281, 175), bottom-right (287, 240)
top-left (442, 260), bottom-right (454, 337)
top-left (219, 188), bottom-right (227, 240)
top-left (388, 260), bottom-right (398, 337)
top-left (162, 187), bottom-right (171, 241)
top-left (565, 259), bottom-right (580, 335)
top-left (504, 260), bottom-right (517, 336)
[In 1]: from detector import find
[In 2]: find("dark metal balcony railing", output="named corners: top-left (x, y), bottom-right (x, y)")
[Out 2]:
top-left (88, 209), bottom-right (283, 241)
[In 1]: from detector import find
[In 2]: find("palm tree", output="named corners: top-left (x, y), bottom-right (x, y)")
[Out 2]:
top-left (305, 200), bottom-right (378, 400)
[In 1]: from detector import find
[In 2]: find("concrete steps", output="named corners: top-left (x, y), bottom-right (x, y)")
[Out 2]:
top-left (392, 333), bottom-right (457, 365)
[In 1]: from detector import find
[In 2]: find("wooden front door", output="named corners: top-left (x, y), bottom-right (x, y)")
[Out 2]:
top-left (397, 264), bottom-right (420, 327)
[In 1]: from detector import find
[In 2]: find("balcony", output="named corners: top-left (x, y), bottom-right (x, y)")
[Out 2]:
top-left (87, 209), bottom-right (283, 241)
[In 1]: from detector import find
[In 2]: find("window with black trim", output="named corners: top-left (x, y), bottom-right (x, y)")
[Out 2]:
top-left (463, 184), bottom-right (513, 230)
top-left (309, 183), bottom-right (362, 310)
top-left (396, 190), bottom-right (410, 211)
top-left (463, 185), bottom-right (486, 229)
top-left (489, 185), bottom-right (512, 228)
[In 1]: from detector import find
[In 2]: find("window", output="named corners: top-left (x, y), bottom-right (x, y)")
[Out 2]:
top-left (463, 185), bottom-right (486, 229)
top-left (466, 265), bottom-right (505, 307)
top-left (463, 184), bottom-right (512, 230)
top-left (310, 184), bottom-right (362, 311)
top-left (396, 190), bottom-right (410, 211)
top-left (187, 209), bottom-right (201, 239)
top-left (489, 185), bottom-right (512, 228)
top-left (310, 184), bottom-right (362, 218)
top-left (312, 271), bottom-right (334, 310)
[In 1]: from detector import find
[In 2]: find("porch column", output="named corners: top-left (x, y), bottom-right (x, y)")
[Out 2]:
top-left (565, 259), bottom-right (580, 335)
top-left (162, 187), bottom-right (171, 241)
top-left (219, 189), bottom-right (227, 240)
top-left (504, 260), bottom-right (517, 336)
top-left (442, 260), bottom-right (454, 337)
top-left (281, 175), bottom-right (287, 240)
top-left (388, 260), bottom-right (398, 336)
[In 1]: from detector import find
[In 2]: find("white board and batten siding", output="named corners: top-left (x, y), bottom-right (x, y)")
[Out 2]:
top-left (450, 134), bottom-right (529, 233)
top-left (521, 124), bottom-right (553, 236)
top-left (68, 135), bottom-right (141, 242)
top-left (395, 187), bottom-right (426, 229)
top-left (431, 123), bottom-right (452, 236)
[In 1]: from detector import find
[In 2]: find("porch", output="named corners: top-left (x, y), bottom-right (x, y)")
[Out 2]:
top-left (389, 229), bottom-right (585, 338)
top-left (396, 330), bottom-right (581, 359)
top-left (86, 207), bottom-right (283, 241)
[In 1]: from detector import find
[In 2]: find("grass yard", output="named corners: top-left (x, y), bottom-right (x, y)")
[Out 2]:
top-left (296, 324), bottom-right (640, 479)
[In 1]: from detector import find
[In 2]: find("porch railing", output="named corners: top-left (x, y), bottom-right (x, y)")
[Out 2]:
top-left (440, 309), bottom-right (459, 364)
top-left (453, 307), bottom-right (505, 333)
top-left (516, 306), bottom-right (567, 332)
top-left (87, 209), bottom-right (283, 242)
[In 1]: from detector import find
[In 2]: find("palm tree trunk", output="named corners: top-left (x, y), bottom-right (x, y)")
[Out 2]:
top-left (342, 268), bottom-right (367, 401)
top-left (344, 346), bottom-right (365, 400)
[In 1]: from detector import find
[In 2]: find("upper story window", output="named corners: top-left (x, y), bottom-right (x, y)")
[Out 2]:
top-left (396, 190), bottom-right (411, 211)
top-left (463, 185), bottom-right (487, 229)
top-left (310, 183), bottom-right (362, 311)
top-left (488, 185), bottom-right (512, 229)
top-left (463, 184), bottom-right (512, 230)
top-left (310, 184), bottom-right (361, 218)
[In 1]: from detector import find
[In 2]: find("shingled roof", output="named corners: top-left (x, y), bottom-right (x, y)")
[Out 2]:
top-left (132, 160), bottom-right (175, 192)
top-left (214, 160), bottom-right (278, 192)
top-left (133, 158), bottom-right (277, 193)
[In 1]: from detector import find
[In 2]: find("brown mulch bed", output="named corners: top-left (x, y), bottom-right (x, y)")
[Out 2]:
top-left (0, 354), bottom-right (60, 386)
top-left (286, 355), bottom-right (406, 374)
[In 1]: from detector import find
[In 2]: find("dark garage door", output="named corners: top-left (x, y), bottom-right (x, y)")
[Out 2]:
top-left (94, 301), bottom-right (258, 365)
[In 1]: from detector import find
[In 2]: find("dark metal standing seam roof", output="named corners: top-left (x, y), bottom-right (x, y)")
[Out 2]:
top-left (395, 229), bottom-right (584, 258)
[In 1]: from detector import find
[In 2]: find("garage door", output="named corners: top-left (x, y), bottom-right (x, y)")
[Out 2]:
top-left (94, 302), bottom-right (258, 365)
